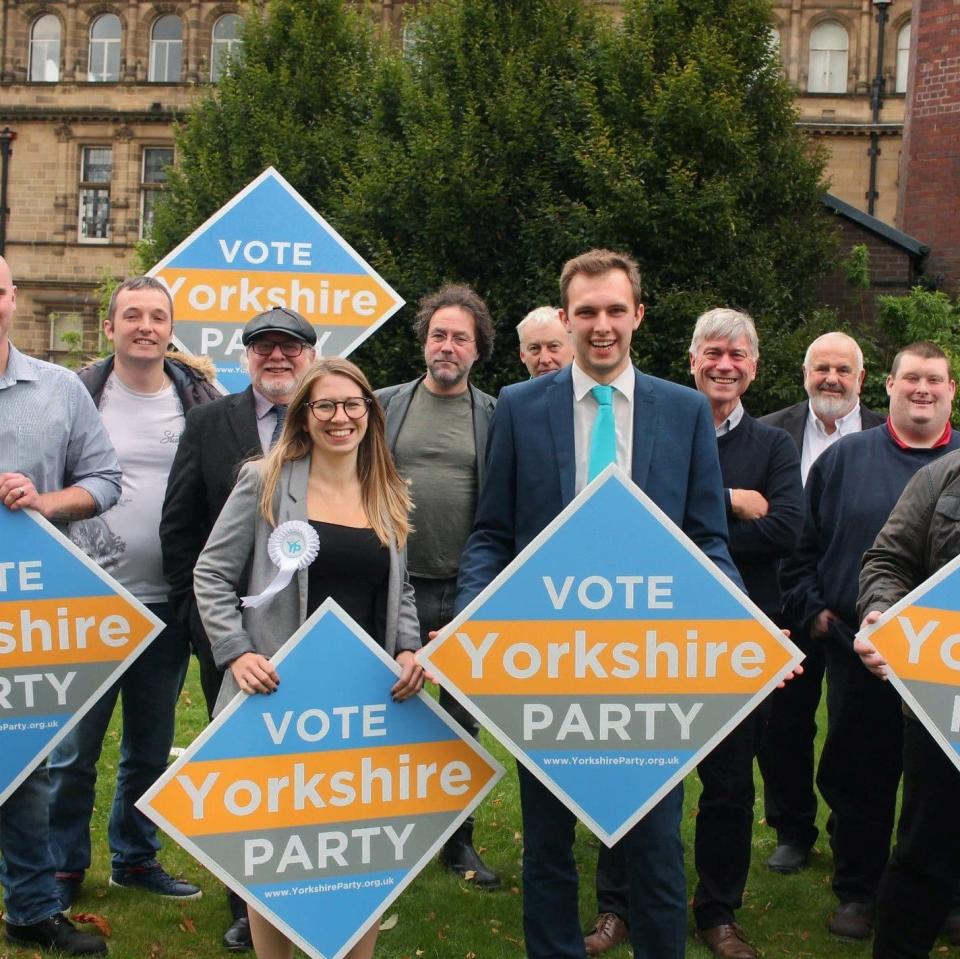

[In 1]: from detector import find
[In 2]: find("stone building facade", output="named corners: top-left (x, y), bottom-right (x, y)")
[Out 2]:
top-left (0, 0), bottom-right (921, 360)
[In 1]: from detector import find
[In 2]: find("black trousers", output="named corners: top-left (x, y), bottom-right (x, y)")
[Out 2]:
top-left (757, 636), bottom-right (825, 850)
top-left (409, 574), bottom-right (480, 738)
top-left (597, 709), bottom-right (765, 929)
top-left (873, 716), bottom-right (960, 959)
top-left (818, 639), bottom-right (904, 903)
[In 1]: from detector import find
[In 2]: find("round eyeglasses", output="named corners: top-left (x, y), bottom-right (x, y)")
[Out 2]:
top-left (305, 398), bottom-right (372, 421)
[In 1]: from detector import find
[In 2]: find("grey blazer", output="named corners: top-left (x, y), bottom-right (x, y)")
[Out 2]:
top-left (194, 456), bottom-right (421, 712)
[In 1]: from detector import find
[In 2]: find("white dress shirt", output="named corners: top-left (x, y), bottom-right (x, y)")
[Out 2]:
top-left (571, 361), bottom-right (635, 494)
top-left (800, 402), bottom-right (863, 485)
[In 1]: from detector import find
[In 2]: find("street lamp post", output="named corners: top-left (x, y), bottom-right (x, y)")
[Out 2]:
top-left (867, 0), bottom-right (892, 217)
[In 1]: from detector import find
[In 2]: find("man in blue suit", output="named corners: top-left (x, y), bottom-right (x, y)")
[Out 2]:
top-left (457, 249), bottom-right (741, 959)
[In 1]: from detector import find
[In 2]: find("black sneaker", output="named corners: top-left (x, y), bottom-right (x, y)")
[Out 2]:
top-left (109, 861), bottom-right (202, 899)
top-left (5, 913), bottom-right (107, 955)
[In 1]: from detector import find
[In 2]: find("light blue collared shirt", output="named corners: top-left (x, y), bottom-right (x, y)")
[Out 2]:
top-left (0, 343), bottom-right (122, 515)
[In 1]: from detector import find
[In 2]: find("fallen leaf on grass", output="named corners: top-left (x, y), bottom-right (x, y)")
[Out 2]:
top-left (379, 914), bottom-right (398, 931)
top-left (415, 950), bottom-right (425, 957)
top-left (463, 870), bottom-right (477, 881)
top-left (148, 942), bottom-right (163, 958)
top-left (466, 952), bottom-right (477, 958)
top-left (71, 913), bottom-right (112, 937)
top-left (179, 916), bottom-right (197, 934)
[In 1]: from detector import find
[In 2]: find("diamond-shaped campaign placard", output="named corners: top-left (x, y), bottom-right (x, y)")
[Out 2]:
top-left (138, 601), bottom-right (503, 959)
top-left (147, 167), bottom-right (404, 394)
top-left (419, 466), bottom-right (803, 845)
top-left (857, 552), bottom-right (960, 773)
top-left (0, 508), bottom-right (163, 804)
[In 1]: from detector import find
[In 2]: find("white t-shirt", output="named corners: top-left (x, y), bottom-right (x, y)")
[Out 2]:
top-left (70, 372), bottom-right (185, 602)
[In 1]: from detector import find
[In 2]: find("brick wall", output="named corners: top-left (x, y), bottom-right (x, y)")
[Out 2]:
top-left (898, 0), bottom-right (960, 293)
top-left (813, 216), bottom-right (920, 328)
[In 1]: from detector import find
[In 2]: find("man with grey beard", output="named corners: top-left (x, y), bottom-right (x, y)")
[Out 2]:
top-left (757, 331), bottom-right (884, 876)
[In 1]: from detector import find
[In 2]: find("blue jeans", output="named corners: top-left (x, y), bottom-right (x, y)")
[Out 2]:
top-left (48, 603), bottom-right (190, 874)
top-left (518, 762), bottom-right (686, 959)
top-left (0, 765), bottom-right (63, 925)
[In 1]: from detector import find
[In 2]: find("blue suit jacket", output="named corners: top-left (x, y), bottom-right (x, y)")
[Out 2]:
top-left (457, 364), bottom-right (741, 611)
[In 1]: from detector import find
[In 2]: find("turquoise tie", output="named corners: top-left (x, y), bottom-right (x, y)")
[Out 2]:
top-left (588, 385), bottom-right (617, 480)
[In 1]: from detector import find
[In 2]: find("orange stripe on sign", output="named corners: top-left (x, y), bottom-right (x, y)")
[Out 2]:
top-left (157, 269), bottom-right (400, 326)
top-left (0, 597), bottom-right (154, 668)
top-left (871, 606), bottom-right (960, 685)
top-left (151, 740), bottom-right (489, 836)
top-left (429, 619), bottom-right (793, 695)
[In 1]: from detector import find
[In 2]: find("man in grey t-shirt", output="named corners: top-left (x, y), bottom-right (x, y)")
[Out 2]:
top-left (47, 277), bottom-right (220, 916)
top-left (376, 284), bottom-right (500, 888)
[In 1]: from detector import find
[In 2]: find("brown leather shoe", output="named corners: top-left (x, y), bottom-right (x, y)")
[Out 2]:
top-left (584, 912), bottom-right (629, 955)
top-left (697, 923), bottom-right (758, 959)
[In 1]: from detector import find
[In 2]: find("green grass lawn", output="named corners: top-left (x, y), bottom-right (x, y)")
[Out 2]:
top-left (2, 663), bottom-right (957, 958)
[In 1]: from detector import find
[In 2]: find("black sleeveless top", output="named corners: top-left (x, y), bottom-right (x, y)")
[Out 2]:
top-left (306, 521), bottom-right (390, 645)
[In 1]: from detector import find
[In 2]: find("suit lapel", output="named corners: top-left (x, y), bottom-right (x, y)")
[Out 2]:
top-left (631, 369), bottom-right (656, 489)
top-left (228, 387), bottom-right (264, 458)
top-left (547, 368), bottom-right (576, 505)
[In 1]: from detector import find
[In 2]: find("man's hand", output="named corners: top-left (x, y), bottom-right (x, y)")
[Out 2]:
top-left (810, 608), bottom-right (838, 641)
top-left (0, 473), bottom-right (96, 521)
top-left (855, 610), bottom-right (889, 680)
top-left (0, 472), bottom-right (41, 512)
top-left (230, 652), bottom-right (280, 694)
top-left (730, 489), bottom-right (769, 521)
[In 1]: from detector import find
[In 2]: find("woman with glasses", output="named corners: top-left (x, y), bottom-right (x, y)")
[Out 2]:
top-left (193, 357), bottom-right (424, 959)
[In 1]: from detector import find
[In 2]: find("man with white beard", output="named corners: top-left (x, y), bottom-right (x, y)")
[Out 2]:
top-left (756, 332), bottom-right (884, 876)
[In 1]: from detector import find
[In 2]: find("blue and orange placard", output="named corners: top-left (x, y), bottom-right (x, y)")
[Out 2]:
top-left (147, 168), bottom-right (404, 394)
top-left (138, 601), bottom-right (503, 959)
top-left (857, 552), bottom-right (960, 772)
top-left (0, 508), bottom-right (163, 804)
top-left (419, 466), bottom-right (803, 845)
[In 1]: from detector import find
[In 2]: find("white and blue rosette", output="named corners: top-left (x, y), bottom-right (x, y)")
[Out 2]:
top-left (240, 520), bottom-right (320, 610)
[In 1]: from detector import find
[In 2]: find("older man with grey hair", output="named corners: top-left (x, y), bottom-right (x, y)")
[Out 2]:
top-left (589, 308), bottom-right (803, 959)
top-left (517, 305), bottom-right (573, 378)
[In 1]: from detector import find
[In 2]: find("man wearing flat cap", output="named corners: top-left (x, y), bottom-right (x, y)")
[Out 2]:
top-left (160, 307), bottom-right (316, 951)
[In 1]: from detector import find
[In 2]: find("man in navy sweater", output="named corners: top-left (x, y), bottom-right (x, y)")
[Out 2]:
top-left (782, 341), bottom-right (959, 943)
top-left (686, 309), bottom-right (804, 957)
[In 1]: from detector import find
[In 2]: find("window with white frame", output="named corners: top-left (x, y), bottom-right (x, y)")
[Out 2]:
top-left (140, 146), bottom-right (174, 238)
top-left (149, 15), bottom-right (182, 82)
top-left (896, 22), bottom-right (911, 94)
top-left (78, 147), bottom-right (112, 242)
top-left (88, 13), bottom-right (121, 82)
top-left (808, 21), bottom-right (849, 94)
top-left (211, 14), bottom-right (242, 81)
top-left (29, 15), bottom-right (61, 81)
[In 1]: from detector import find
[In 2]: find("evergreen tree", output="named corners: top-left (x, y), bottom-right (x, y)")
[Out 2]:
top-left (138, 0), bottom-right (379, 270)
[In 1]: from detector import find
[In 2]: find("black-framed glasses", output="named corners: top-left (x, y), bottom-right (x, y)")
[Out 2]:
top-left (306, 397), bottom-right (372, 421)
top-left (249, 339), bottom-right (307, 357)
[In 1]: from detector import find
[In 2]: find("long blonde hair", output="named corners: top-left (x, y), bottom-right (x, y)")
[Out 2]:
top-left (258, 358), bottom-right (412, 548)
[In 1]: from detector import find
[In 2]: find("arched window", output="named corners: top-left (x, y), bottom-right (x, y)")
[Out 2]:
top-left (88, 14), bottom-right (121, 82)
top-left (149, 15), bottom-right (182, 83)
top-left (896, 22), bottom-right (911, 94)
top-left (29, 14), bottom-right (61, 81)
top-left (808, 21), bottom-right (849, 94)
top-left (211, 14), bottom-right (241, 82)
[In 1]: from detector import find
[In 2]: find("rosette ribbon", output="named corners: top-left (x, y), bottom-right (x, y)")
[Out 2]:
top-left (241, 521), bottom-right (320, 609)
